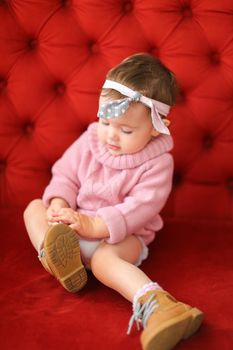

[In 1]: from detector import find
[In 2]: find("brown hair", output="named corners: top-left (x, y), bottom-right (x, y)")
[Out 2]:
top-left (102, 53), bottom-right (178, 106)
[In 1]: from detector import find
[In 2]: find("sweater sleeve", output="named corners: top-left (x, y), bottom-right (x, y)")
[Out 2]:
top-left (42, 132), bottom-right (87, 209)
top-left (97, 154), bottom-right (174, 244)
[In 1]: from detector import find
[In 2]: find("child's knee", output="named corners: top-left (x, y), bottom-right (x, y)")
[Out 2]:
top-left (90, 243), bottom-right (111, 275)
top-left (23, 199), bottom-right (43, 220)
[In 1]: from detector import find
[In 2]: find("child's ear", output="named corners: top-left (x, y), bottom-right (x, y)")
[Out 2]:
top-left (151, 128), bottom-right (160, 137)
top-left (151, 118), bottom-right (171, 137)
top-left (163, 118), bottom-right (171, 127)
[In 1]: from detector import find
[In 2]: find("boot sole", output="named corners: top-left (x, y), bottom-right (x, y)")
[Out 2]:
top-left (141, 307), bottom-right (204, 350)
top-left (43, 224), bottom-right (87, 293)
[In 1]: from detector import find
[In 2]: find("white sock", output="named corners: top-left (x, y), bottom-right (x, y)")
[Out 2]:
top-left (133, 282), bottom-right (163, 310)
top-left (127, 282), bottom-right (163, 334)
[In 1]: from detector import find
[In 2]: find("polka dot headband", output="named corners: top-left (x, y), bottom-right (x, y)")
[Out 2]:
top-left (97, 80), bottom-right (171, 135)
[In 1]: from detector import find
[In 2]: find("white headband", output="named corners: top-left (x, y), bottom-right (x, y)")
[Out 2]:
top-left (98, 80), bottom-right (171, 135)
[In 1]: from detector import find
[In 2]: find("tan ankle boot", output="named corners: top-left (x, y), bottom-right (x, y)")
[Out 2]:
top-left (128, 290), bottom-right (203, 350)
top-left (38, 224), bottom-right (87, 293)
top-left (38, 249), bottom-right (53, 275)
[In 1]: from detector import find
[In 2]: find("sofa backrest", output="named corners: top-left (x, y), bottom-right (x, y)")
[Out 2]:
top-left (0, 0), bottom-right (232, 221)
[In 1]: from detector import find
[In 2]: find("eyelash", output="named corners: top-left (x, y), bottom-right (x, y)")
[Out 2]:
top-left (101, 120), bottom-right (133, 134)
top-left (101, 120), bottom-right (109, 126)
top-left (121, 129), bottom-right (132, 134)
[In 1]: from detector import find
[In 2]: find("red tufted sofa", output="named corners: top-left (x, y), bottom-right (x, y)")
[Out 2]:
top-left (0, 1), bottom-right (233, 349)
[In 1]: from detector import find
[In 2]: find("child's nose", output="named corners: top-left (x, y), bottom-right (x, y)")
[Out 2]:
top-left (108, 127), bottom-right (119, 141)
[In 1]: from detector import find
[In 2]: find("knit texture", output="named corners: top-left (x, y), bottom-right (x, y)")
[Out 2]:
top-left (43, 122), bottom-right (174, 244)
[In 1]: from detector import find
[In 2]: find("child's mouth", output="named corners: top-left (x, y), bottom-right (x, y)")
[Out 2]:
top-left (107, 144), bottom-right (120, 151)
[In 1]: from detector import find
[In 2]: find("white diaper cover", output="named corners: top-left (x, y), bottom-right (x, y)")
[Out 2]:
top-left (79, 236), bottom-right (149, 269)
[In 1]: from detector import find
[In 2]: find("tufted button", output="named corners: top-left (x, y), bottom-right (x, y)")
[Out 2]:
top-left (89, 42), bottom-right (99, 54)
top-left (209, 51), bottom-right (220, 65)
top-left (0, 159), bottom-right (6, 172)
top-left (28, 38), bottom-right (37, 50)
top-left (23, 122), bottom-right (34, 135)
top-left (203, 134), bottom-right (213, 150)
top-left (173, 171), bottom-right (183, 187)
top-left (176, 88), bottom-right (186, 103)
top-left (226, 178), bottom-right (233, 191)
top-left (0, 78), bottom-right (7, 91)
top-left (54, 82), bottom-right (66, 96)
top-left (123, 1), bottom-right (133, 12)
top-left (0, 0), bottom-right (7, 6)
top-left (149, 47), bottom-right (159, 57)
top-left (61, 0), bottom-right (68, 7)
top-left (181, 5), bottom-right (192, 18)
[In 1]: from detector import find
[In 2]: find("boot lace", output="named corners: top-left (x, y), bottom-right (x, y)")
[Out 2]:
top-left (127, 294), bottom-right (159, 335)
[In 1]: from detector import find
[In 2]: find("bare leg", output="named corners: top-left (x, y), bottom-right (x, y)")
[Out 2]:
top-left (23, 199), bottom-right (50, 252)
top-left (90, 235), bottom-right (152, 302)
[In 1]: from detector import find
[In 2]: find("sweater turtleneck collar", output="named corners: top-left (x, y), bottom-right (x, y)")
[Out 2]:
top-left (88, 122), bottom-right (173, 170)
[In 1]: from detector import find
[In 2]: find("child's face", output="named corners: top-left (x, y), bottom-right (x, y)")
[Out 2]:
top-left (97, 96), bottom-right (158, 156)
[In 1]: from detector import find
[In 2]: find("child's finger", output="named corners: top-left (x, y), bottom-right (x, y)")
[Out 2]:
top-left (50, 215), bottom-right (75, 225)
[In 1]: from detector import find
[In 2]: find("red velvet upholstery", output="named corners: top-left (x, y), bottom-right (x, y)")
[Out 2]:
top-left (0, 1), bottom-right (233, 349)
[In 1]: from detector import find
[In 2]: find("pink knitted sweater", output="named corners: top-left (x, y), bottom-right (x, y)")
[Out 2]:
top-left (42, 122), bottom-right (174, 245)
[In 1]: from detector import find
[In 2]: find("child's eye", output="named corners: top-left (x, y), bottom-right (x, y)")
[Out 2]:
top-left (121, 128), bottom-right (133, 134)
top-left (101, 120), bottom-right (109, 126)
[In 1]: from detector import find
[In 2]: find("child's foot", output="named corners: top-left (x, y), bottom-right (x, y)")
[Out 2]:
top-left (38, 223), bottom-right (87, 293)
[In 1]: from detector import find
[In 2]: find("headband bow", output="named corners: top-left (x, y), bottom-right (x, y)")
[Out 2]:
top-left (97, 80), bottom-right (171, 135)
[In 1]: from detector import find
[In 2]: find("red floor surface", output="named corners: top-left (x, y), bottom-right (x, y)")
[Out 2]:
top-left (1, 209), bottom-right (233, 350)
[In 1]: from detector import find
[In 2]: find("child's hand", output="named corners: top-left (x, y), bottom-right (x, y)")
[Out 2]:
top-left (49, 208), bottom-right (109, 239)
top-left (46, 197), bottom-right (69, 223)
top-left (49, 208), bottom-right (95, 238)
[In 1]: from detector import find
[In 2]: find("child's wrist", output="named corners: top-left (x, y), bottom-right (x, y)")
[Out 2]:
top-left (92, 216), bottom-right (109, 239)
top-left (50, 197), bottom-right (69, 207)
